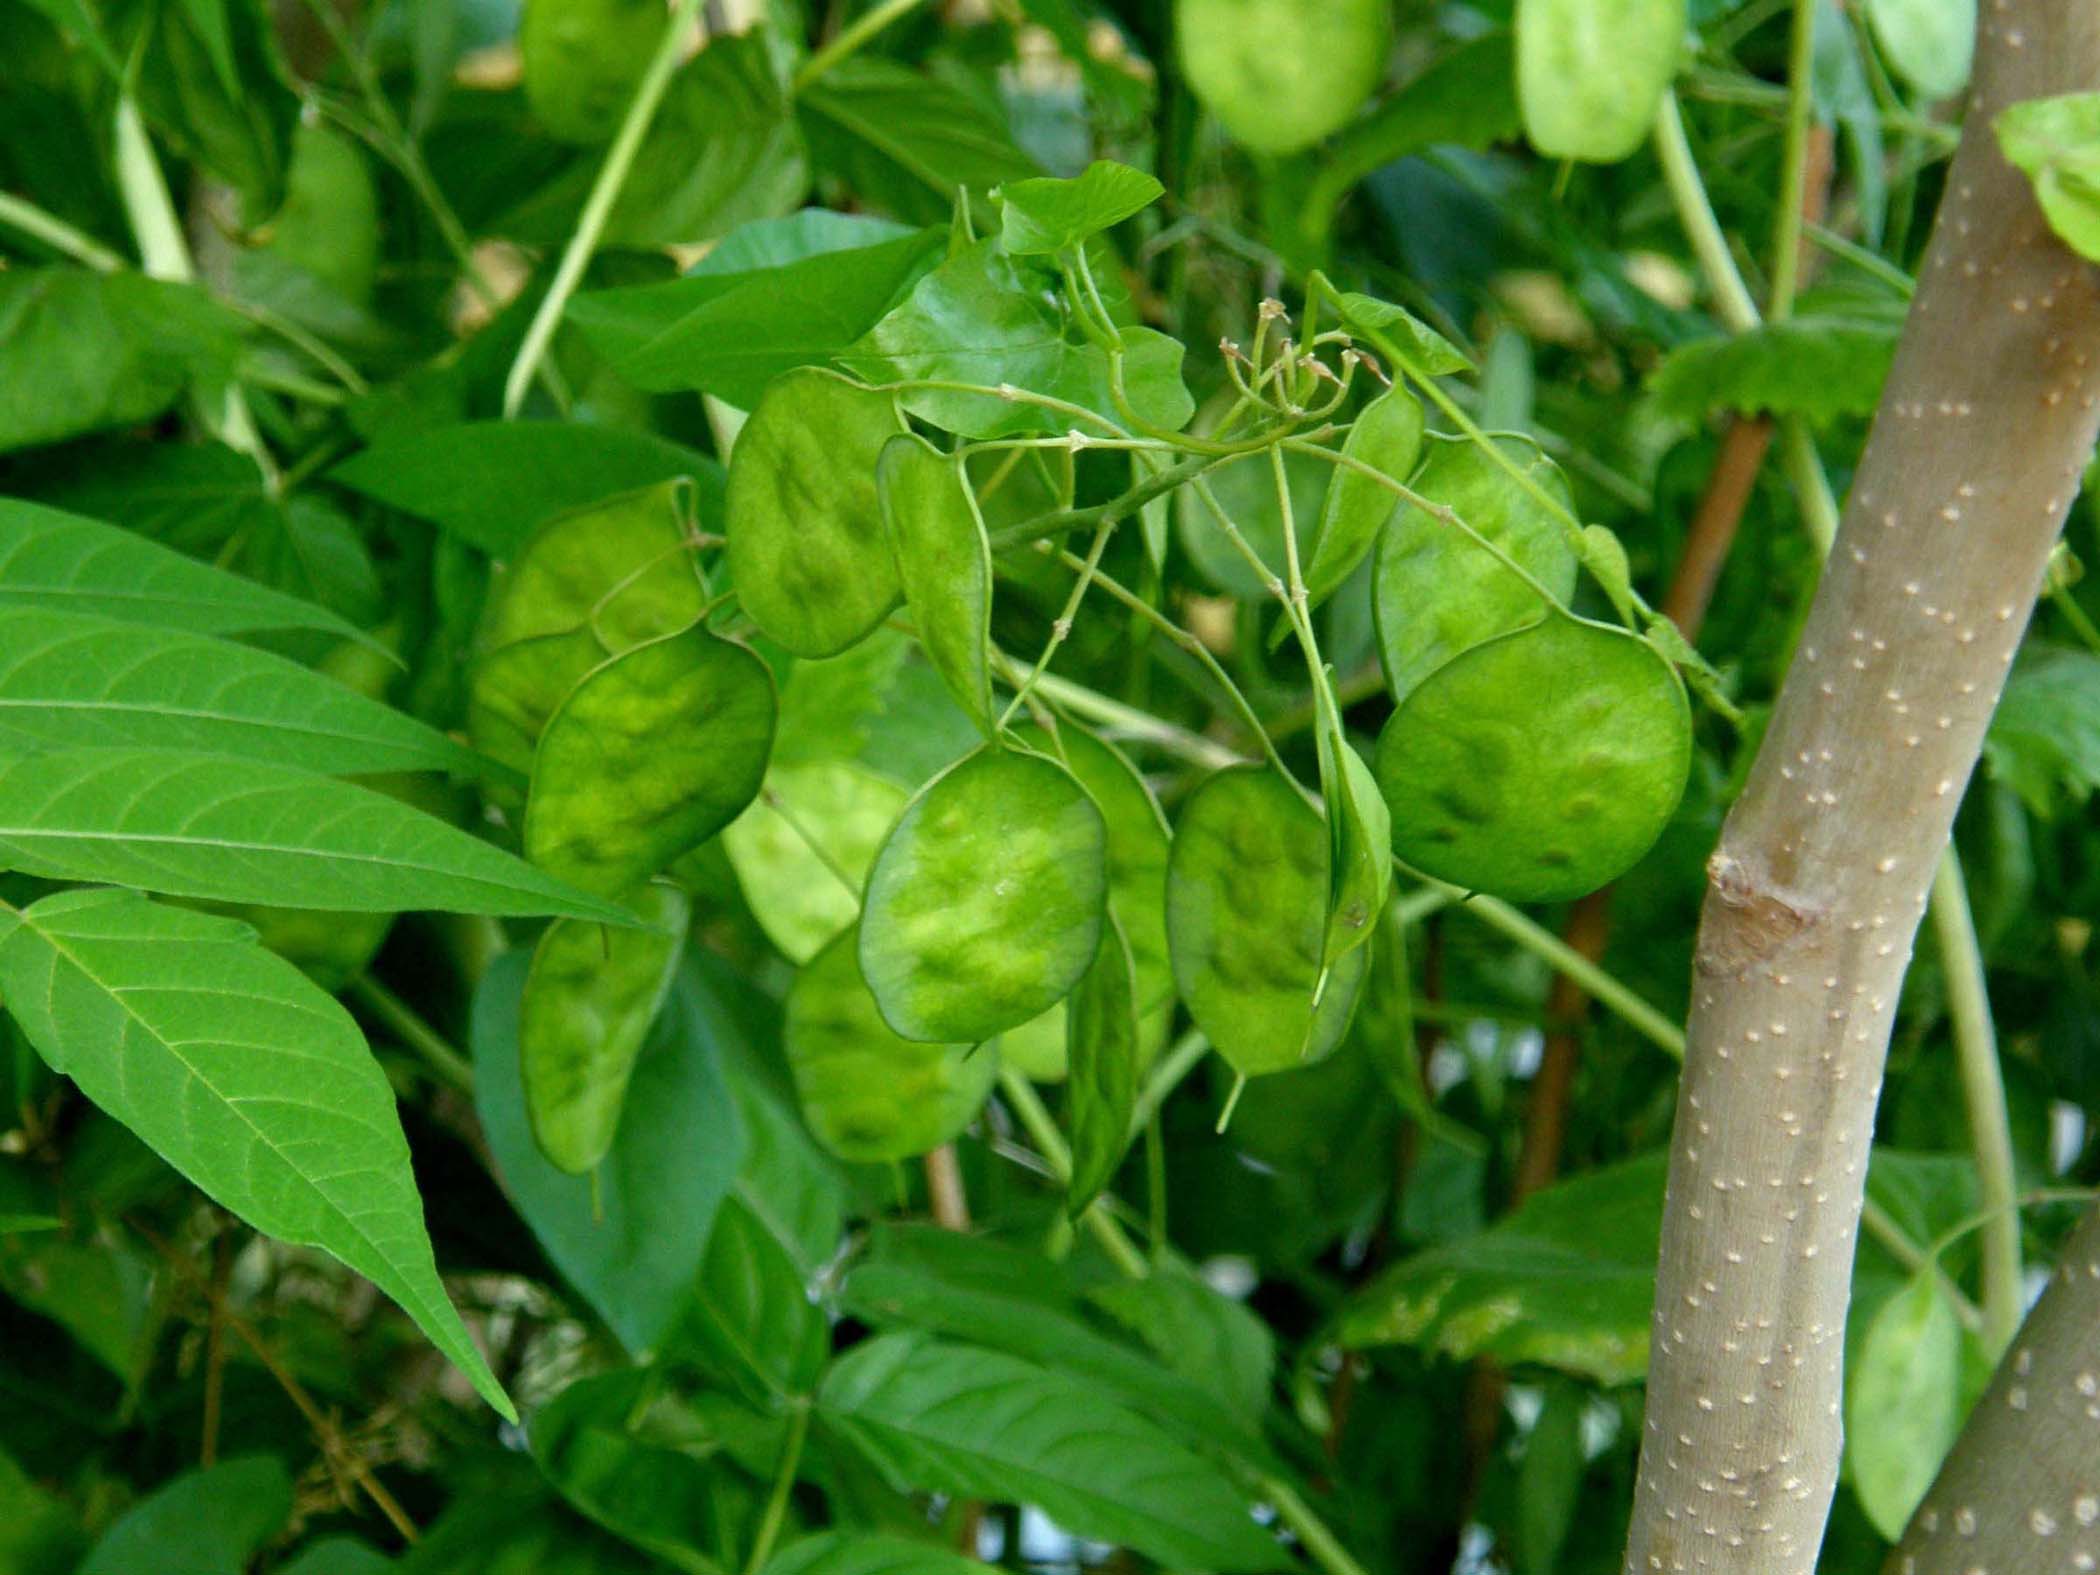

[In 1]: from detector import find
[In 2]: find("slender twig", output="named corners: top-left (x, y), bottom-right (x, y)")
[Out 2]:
top-left (348, 975), bottom-right (476, 1095)
top-left (923, 1144), bottom-right (971, 1232)
top-left (995, 1067), bottom-right (1149, 1278)
top-left (742, 1401), bottom-right (811, 1575)
top-left (793, 0), bottom-right (932, 93)
top-left (0, 191), bottom-right (125, 270)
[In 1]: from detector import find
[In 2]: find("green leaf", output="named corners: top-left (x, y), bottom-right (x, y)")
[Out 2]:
top-left (1299, 386), bottom-right (1424, 611)
top-left (331, 423), bottom-right (724, 558)
top-left (860, 745), bottom-right (1108, 1042)
top-left (1865, 0), bottom-right (1974, 99)
top-left (997, 161), bottom-right (1163, 255)
top-left (1372, 432), bottom-right (1578, 704)
top-left (0, 497), bottom-right (370, 647)
top-left (569, 229), bottom-right (944, 408)
top-left (0, 1439), bottom-right (85, 1575)
top-left (78, 1458), bottom-right (292, 1575)
top-left (1338, 1151), bottom-right (1666, 1385)
top-left (1516, 1382), bottom-right (1586, 1575)
top-left (1318, 726), bottom-right (1390, 966)
top-left (1173, 0), bottom-right (1392, 156)
top-left (1375, 615), bottom-right (1692, 904)
top-left (277, 1537), bottom-right (395, 1575)
top-left (1983, 645), bottom-right (2100, 816)
top-left (0, 270), bottom-right (242, 455)
top-left (0, 889), bottom-right (513, 1416)
top-left (1324, 286), bottom-right (1473, 378)
top-left (526, 630), bottom-right (776, 897)
top-left (838, 1224), bottom-right (1277, 1468)
top-left (1165, 766), bottom-right (1366, 1077)
top-left (1845, 1271), bottom-right (1963, 1539)
top-left (519, 0), bottom-right (661, 144)
top-left (474, 950), bottom-right (749, 1358)
top-left (1066, 914), bottom-right (1139, 1215)
top-left (677, 1192), bottom-right (831, 1403)
top-left (843, 239), bottom-right (1194, 440)
top-left (799, 57), bottom-right (1041, 224)
top-left (0, 607), bottom-right (483, 776)
top-left (785, 925), bottom-right (997, 1163)
top-left (395, 1459), bottom-right (661, 1574)
top-left (821, 1333), bottom-right (1282, 1570)
top-left (1997, 93), bottom-right (2100, 264)
top-left (0, 1229), bottom-right (159, 1385)
top-left (723, 761), bottom-right (912, 963)
top-left (878, 435), bottom-right (994, 731)
top-left (761, 1531), bottom-right (990, 1575)
top-left (1176, 435), bottom-right (1331, 599)
top-left (725, 368), bottom-right (907, 658)
top-left (0, 746), bottom-right (629, 920)
top-left (1649, 315), bottom-right (1900, 424)
top-left (1515, 0), bottom-right (1685, 163)
top-left (521, 884), bottom-right (690, 1175)
top-left (1086, 1264), bottom-right (1275, 1429)
top-left (530, 1370), bottom-right (746, 1573)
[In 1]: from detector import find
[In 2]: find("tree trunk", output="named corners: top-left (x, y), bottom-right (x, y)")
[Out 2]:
top-left (1622, 9), bottom-right (2100, 1573)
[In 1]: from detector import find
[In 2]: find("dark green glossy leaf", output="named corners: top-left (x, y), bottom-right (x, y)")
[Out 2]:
top-left (77, 1458), bottom-right (291, 1575)
top-left (1515, 0), bottom-right (1685, 163)
top-left (475, 950), bottom-right (748, 1358)
top-left (785, 925), bottom-right (996, 1163)
top-left (1065, 914), bottom-right (1138, 1215)
top-left (799, 57), bottom-right (1040, 224)
top-left (725, 368), bottom-right (906, 657)
top-left (526, 629), bottom-right (775, 896)
top-left (0, 889), bottom-right (512, 1416)
top-left (761, 1531), bottom-right (989, 1575)
top-left (0, 745), bottom-right (628, 920)
top-left (1086, 1263), bottom-right (1275, 1429)
top-left (997, 160), bottom-right (1163, 254)
top-left (0, 607), bottom-right (482, 776)
top-left (1372, 432), bottom-right (1578, 704)
top-left (723, 760), bottom-right (911, 963)
top-left (331, 423), bottom-right (723, 558)
top-left (878, 434), bottom-right (993, 730)
top-left (1173, 0), bottom-right (1391, 155)
top-left (860, 746), bottom-right (1108, 1042)
top-left (1299, 386), bottom-right (1424, 610)
top-left (1374, 614), bottom-right (1691, 903)
top-left (1338, 1151), bottom-right (1665, 1384)
top-left (677, 1192), bottom-right (830, 1402)
top-left (1165, 766), bottom-right (1366, 1077)
top-left (821, 1332), bottom-right (1282, 1570)
top-left (522, 883), bottom-right (690, 1175)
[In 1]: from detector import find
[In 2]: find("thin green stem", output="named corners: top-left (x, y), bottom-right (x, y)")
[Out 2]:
top-left (349, 975), bottom-right (475, 1094)
top-left (1931, 850), bottom-right (2022, 1355)
top-left (986, 452), bottom-right (1222, 550)
top-left (999, 519), bottom-right (1115, 728)
top-left (1009, 662), bottom-right (1243, 772)
top-left (1654, 94), bottom-right (1761, 335)
top-left (1859, 1196), bottom-right (1984, 1336)
top-left (504, 0), bottom-right (702, 415)
top-left (1455, 894), bottom-right (1688, 1060)
top-left (1780, 419), bottom-right (1841, 555)
top-left (0, 191), bottom-right (125, 271)
top-left (1130, 1030), bottom-right (1209, 1135)
top-left (2049, 579), bottom-right (2100, 655)
top-left (792, 0), bottom-right (931, 93)
top-left (1253, 1473), bottom-right (1374, 1575)
top-left (742, 1401), bottom-right (811, 1575)
top-left (996, 1066), bottom-right (1150, 1278)
top-left (1767, 0), bottom-right (1817, 320)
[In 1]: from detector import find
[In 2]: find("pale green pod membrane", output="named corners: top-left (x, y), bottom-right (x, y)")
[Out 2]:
top-left (1320, 723), bottom-right (1391, 968)
top-left (1372, 432), bottom-right (1577, 705)
top-left (1166, 766), bottom-right (1367, 1077)
top-left (1374, 614), bottom-right (1692, 904)
top-left (480, 481), bottom-right (708, 656)
top-left (521, 882), bottom-right (692, 1175)
top-left (785, 925), bottom-right (998, 1163)
top-left (725, 368), bottom-right (908, 658)
top-left (525, 628), bottom-right (777, 898)
top-left (1299, 385), bottom-right (1426, 612)
top-left (468, 627), bottom-right (604, 780)
top-left (1514, 0), bottom-right (1686, 164)
top-left (859, 745), bottom-right (1108, 1043)
top-left (1066, 914), bottom-right (1139, 1217)
top-left (878, 433), bottom-right (995, 731)
top-left (1174, 0), bottom-right (1394, 156)
top-left (722, 759), bottom-right (912, 963)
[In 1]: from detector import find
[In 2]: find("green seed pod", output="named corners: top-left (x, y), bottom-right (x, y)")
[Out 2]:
top-left (1374, 614), bottom-right (1691, 903)
top-left (1174, 0), bottom-right (1393, 155)
top-left (264, 120), bottom-right (380, 304)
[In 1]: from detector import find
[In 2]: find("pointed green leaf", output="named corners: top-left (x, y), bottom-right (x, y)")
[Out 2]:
top-left (725, 368), bottom-right (908, 658)
top-left (0, 746), bottom-right (629, 920)
top-left (0, 607), bottom-right (484, 776)
top-left (761, 1531), bottom-right (990, 1575)
top-left (1065, 914), bottom-right (1138, 1217)
top-left (522, 884), bottom-right (691, 1175)
top-left (818, 1332), bottom-right (1283, 1571)
top-left (996, 160), bottom-right (1163, 255)
top-left (0, 889), bottom-right (512, 1417)
top-left (0, 497), bottom-right (368, 645)
top-left (524, 629), bottom-right (777, 897)
top-left (877, 435), bottom-right (994, 731)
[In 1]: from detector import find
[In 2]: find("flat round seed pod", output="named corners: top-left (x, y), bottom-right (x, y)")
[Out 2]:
top-left (521, 883), bottom-right (691, 1175)
top-left (525, 629), bottom-right (776, 898)
top-left (786, 925), bottom-right (998, 1163)
top-left (878, 434), bottom-right (994, 731)
top-left (1174, 0), bottom-right (1394, 155)
top-left (1373, 433), bottom-right (1577, 705)
top-left (725, 369), bottom-right (906, 658)
top-left (722, 760), bottom-right (912, 964)
top-left (468, 627), bottom-right (604, 779)
top-left (859, 745), bottom-right (1108, 1043)
top-left (1299, 385), bottom-right (1426, 611)
top-left (481, 481), bottom-right (707, 656)
top-left (1374, 614), bottom-right (1692, 903)
top-left (1166, 766), bottom-right (1368, 1078)
top-left (1516, 0), bottom-right (1686, 164)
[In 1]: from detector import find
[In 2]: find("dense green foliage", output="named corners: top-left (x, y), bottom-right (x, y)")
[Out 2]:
top-left (1, 1), bottom-right (2097, 1572)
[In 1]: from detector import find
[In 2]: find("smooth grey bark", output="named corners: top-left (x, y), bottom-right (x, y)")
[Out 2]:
top-left (1623, 7), bottom-right (2100, 1573)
